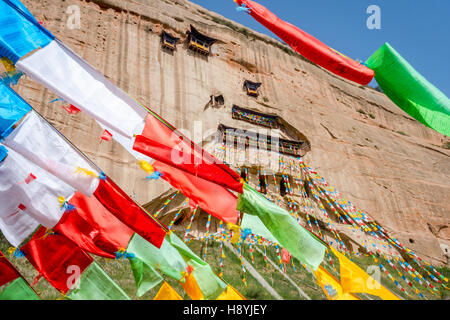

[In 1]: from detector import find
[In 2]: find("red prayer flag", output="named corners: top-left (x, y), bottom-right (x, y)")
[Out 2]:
top-left (93, 178), bottom-right (167, 248)
top-left (100, 129), bottom-right (113, 141)
top-left (62, 104), bottom-right (81, 115)
top-left (54, 191), bottom-right (134, 259)
top-left (133, 113), bottom-right (243, 193)
top-left (21, 227), bottom-right (93, 294)
top-left (153, 161), bottom-right (239, 224)
top-left (235, 0), bottom-right (374, 85)
top-left (0, 250), bottom-right (21, 287)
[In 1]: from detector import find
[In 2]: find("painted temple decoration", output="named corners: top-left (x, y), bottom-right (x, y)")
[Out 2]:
top-left (161, 30), bottom-right (180, 51)
top-left (243, 80), bottom-right (262, 97)
top-left (232, 105), bottom-right (279, 129)
top-left (186, 25), bottom-right (217, 55)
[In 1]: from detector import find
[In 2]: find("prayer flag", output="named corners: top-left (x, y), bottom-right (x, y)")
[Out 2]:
top-left (94, 178), bottom-right (167, 249)
top-left (237, 183), bottom-right (326, 270)
top-left (153, 282), bottom-right (183, 300)
top-left (21, 226), bottom-right (93, 294)
top-left (153, 161), bottom-right (240, 224)
top-left (234, 0), bottom-right (374, 85)
top-left (366, 43), bottom-right (450, 136)
top-left (0, 278), bottom-right (39, 300)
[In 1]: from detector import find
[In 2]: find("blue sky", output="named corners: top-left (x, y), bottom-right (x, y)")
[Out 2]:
top-left (191, 0), bottom-right (450, 96)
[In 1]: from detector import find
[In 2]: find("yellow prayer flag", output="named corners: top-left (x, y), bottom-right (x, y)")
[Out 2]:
top-left (331, 248), bottom-right (401, 300)
top-left (216, 285), bottom-right (246, 300)
top-left (314, 266), bottom-right (359, 300)
top-left (153, 282), bottom-right (183, 300)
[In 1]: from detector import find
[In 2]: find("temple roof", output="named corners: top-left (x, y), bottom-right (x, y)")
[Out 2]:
top-left (187, 25), bottom-right (217, 45)
top-left (244, 80), bottom-right (262, 89)
top-left (161, 30), bottom-right (180, 42)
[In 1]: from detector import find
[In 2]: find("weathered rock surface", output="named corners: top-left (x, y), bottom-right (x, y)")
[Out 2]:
top-left (10, 0), bottom-right (449, 265)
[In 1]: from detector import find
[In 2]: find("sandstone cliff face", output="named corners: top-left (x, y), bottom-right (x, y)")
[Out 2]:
top-left (12, 0), bottom-right (449, 265)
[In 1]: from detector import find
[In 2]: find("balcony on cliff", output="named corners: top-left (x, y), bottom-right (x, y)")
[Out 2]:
top-left (161, 30), bottom-right (180, 51)
top-left (243, 80), bottom-right (262, 97)
top-left (186, 25), bottom-right (217, 55)
top-left (218, 124), bottom-right (309, 157)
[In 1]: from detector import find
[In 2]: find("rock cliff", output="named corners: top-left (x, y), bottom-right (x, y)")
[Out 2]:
top-left (9, 0), bottom-right (450, 265)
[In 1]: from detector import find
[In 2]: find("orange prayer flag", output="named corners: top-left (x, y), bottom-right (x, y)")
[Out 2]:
top-left (153, 282), bottom-right (183, 300)
top-left (180, 272), bottom-right (204, 300)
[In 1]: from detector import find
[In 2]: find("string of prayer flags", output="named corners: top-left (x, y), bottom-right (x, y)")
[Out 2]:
top-left (50, 190), bottom-right (166, 298)
top-left (19, 226), bottom-right (130, 300)
top-left (366, 43), bottom-right (450, 136)
top-left (234, 0), bottom-right (374, 85)
top-left (237, 183), bottom-right (326, 270)
top-left (0, 83), bottom-right (167, 250)
top-left (153, 282), bottom-right (183, 300)
top-left (0, 2), bottom-right (244, 215)
top-left (331, 247), bottom-right (401, 300)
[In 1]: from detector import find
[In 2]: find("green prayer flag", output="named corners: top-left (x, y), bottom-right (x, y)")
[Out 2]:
top-left (241, 213), bottom-right (278, 243)
top-left (129, 257), bottom-right (163, 297)
top-left (128, 233), bottom-right (226, 300)
top-left (169, 234), bottom-right (227, 300)
top-left (67, 262), bottom-right (131, 300)
top-left (189, 260), bottom-right (227, 300)
top-left (0, 278), bottom-right (39, 300)
top-left (237, 183), bottom-right (326, 270)
top-left (127, 233), bottom-right (187, 281)
top-left (366, 43), bottom-right (450, 137)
